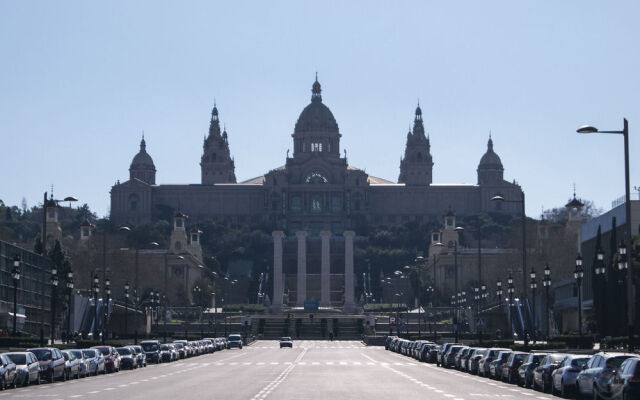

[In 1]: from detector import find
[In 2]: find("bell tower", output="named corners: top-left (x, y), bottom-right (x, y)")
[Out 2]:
top-left (398, 104), bottom-right (433, 185)
top-left (201, 104), bottom-right (236, 184)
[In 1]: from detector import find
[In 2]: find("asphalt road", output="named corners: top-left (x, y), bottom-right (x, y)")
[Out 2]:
top-left (1, 341), bottom-right (558, 400)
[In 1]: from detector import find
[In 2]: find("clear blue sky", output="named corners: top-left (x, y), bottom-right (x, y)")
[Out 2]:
top-left (1, 1), bottom-right (638, 218)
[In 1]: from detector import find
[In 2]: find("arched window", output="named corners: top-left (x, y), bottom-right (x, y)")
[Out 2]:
top-left (305, 172), bottom-right (328, 184)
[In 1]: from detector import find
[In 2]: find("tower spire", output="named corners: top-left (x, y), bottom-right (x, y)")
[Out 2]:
top-left (311, 74), bottom-right (322, 103)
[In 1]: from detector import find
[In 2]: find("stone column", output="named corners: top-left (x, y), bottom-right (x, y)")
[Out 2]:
top-left (343, 230), bottom-right (356, 312)
top-left (272, 231), bottom-right (285, 313)
top-left (320, 230), bottom-right (332, 307)
top-left (296, 231), bottom-right (307, 307)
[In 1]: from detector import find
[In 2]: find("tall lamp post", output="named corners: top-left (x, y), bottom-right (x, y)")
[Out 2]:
top-left (134, 288), bottom-right (140, 344)
top-left (529, 268), bottom-right (537, 340)
top-left (155, 291), bottom-right (161, 334)
top-left (491, 195), bottom-right (527, 300)
top-left (574, 255), bottom-right (584, 340)
top-left (618, 242), bottom-right (629, 337)
top-left (66, 271), bottom-right (74, 342)
top-left (50, 266), bottom-right (58, 345)
top-left (594, 248), bottom-right (605, 337)
top-left (577, 119), bottom-right (634, 350)
top-left (542, 264), bottom-right (551, 339)
top-left (496, 279), bottom-right (503, 338)
top-left (11, 256), bottom-right (21, 336)
top-left (92, 275), bottom-right (100, 340)
top-left (474, 287), bottom-right (480, 342)
top-left (124, 282), bottom-right (130, 337)
top-left (507, 273), bottom-right (515, 339)
top-left (103, 278), bottom-right (111, 344)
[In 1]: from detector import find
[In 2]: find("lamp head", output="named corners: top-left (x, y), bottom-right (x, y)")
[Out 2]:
top-left (577, 125), bottom-right (598, 134)
top-left (490, 195), bottom-right (505, 202)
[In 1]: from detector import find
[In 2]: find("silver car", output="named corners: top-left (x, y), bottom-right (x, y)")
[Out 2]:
top-left (82, 349), bottom-right (105, 375)
top-left (551, 354), bottom-right (590, 397)
top-left (68, 350), bottom-right (89, 378)
top-left (4, 352), bottom-right (39, 386)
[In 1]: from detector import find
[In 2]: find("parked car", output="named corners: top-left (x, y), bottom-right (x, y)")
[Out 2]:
top-left (501, 352), bottom-right (528, 384)
top-left (478, 348), bottom-right (510, 377)
top-left (468, 348), bottom-right (487, 375)
top-left (159, 344), bottom-right (173, 362)
top-left (227, 334), bottom-right (243, 349)
top-left (533, 353), bottom-right (568, 392)
top-left (518, 353), bottom-right (547, 387)
top-left (577, 352), bottom-right (635, 399)
top-left (444, 345), bottom-right (465, 368)
top-left (27, 347), bottom-right (66, 383)
top-left (489, 350), bottom-right (512, 380)
top-left (385, 336), bottom-right (397, 350)
top-left (4, 352), bottom-right (39, 386)
top-left (91, 346), bottom-right (120, 373)
top-left (438, 343), bottom-right (457, 366)
top-left (455, 347), bottom-right (471, 370)
top-left (130, 346), bottom-right (147, 368)
top-left (141, 340), bottom-right (162, 364)
top-left (0, 354), bottom-right (17, 389)
top-left (280, 337), bottom-right (293, 348)
top-left (61, 350), bottom-right (81, 379)
top-left (115, 347), bottom-right (137, 369)
top-left (549, 354), bottom-right (590, 397)
top-left (610, 356), bottom-right (640, 400)
top-left (172, 343), bottom-right (186, 359)
top-left (421, 344), bottom-right (439, 363)
top-left (82, 349), bottom-right (105, 375)
top-left (67, 350), bottom-right (89, 378)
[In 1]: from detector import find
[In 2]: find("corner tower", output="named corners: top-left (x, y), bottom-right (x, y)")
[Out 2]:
top-left (201, 104), bottom-right (236, 184)
top-left (398, 105), bottom-right (433, 185)
top-left (291, 76), bottom-right (341, 160)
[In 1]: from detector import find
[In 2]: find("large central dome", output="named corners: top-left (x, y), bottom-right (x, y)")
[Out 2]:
top-left (294, 78), bottom-right (339, 134)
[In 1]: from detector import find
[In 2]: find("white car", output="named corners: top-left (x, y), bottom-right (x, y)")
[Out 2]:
top-left (280, 337), bottom-right (293, 348)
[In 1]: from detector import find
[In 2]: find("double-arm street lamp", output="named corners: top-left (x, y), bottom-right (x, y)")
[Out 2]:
top-left (124, 282), bottom-right (130, 337)
top-left (529, 268), bottom-right (537, 340)
top-left (103, 278), bottom-right (111, 344)
top-left (92, 275), bottom-right (100, 340)
top-left (543, 264), bottom-right (551, 339)
top-left (577, 119), bottom-right (634, 350)
top-left (574, 255), bottom-right (584, 339)
top-left (507, 273), bottom-right (515, 339)
top-left (50, 265), bottom-right (58, 345)
top-left (594, 248), bottom-right (605, 337)
top-left (618, 242), bottom-right (630, 336)
top-left (11, 256), bottom-right (21, 336)
top-left (66, 271), bottom-right (73, 343)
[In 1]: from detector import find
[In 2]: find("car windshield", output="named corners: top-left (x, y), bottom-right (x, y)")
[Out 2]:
top-left (281, 337), bottom-right (292, 341)
top-left (607, 356), bottom-right (632, 369)
top-left (62, 353), bottom-right (70, 361)
top-left (160, 345), bottom-right (169, 350)
top-left (229, 335), bottom-right (241, 341)
top-left (30, 349), bottom-right (52, 361)
top-left (514, 354), bottom-right (527, 362)
top-left (475, 349), bottom-right (486, 356)
top-left (95, 347), bottom-right (110, 356)
top-left (116, 348), bottom-right (132, 355)
top-left (6, 354), bottom-right (26, 365)
top-left (572, 358), bottom-right (589, 367)
top-left (174, 343), bottom-right (183, 349)
top-left (500, 353), bottom-right (511, 361)
top-left (70, 350), bottom-right (83, 359)
top-left (533, 354), bottom-right (546, 363)
top-left (131, 347), bottom-right (141, 354)
top-left (141, 343), bottom-right (158, 352)
top-left (548, 354), bottom-right (566, 363)
top-left (82, 350), bottom-right (95, 358)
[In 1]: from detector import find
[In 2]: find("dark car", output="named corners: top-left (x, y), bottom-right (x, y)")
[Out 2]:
top-left (27, 347), bottom-right (66, 383)
top-left (280, 337), bottom-right (293, 348)
top-left (0, 354), bottom-right (17, 390)
top-left (479, 348), bottom-right (510, 377)
top-left (61, 350), bottom-right (81, 379)
top-left (420, 344), bottom-right (439, 363)
top-left (115, 347), bottom-right (137, 369)
top-left (5, 352), bottom-right (40, 386)
top-left (130, 346), bottom-right (146, 368)
top-left (533, 353), bottom-right (568, 392)
top-left (227, 334), bottom-right (243, 349)
top-left (159, 344), bottom-right (173, 362)
top-left (518, 353), bottom-right (547, 387)
top-left (501, 352), bottom-right (527, 384)
top-left (444, 345), bottom-right (465, 368)
top-left (577, 352), bottom-right (634, 399)
top-left (610, 357), bottom-right (640, 400)
top-left (438, 343), bottom-right (456, 366)
top-left (489, 350), bottom-right (512, 380)
top-left (141, 341), bottom-right (162, 364)
top-left (91, 346), bottom-right (120, 373)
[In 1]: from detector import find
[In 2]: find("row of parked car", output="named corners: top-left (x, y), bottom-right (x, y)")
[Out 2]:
top-left (0, 336), bottom-right (234, 390)
top-left (386, 337), bottom-right (640, 400)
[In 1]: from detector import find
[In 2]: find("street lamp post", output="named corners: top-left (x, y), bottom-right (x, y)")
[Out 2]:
top-left (124, 282), bottom-right (130, 337)
top-left (496, 279), bottom-right (503, 338)
top-left (577, 119), bottom-right (634, 350)
top-left (574, 255), bottom-right (584, 341)
top-left (530, 268), bottom-right (537, 340)
top-left (594, 248), bottom-right (605, 338)
top-left (92, 275), bottom-right (99, 340)
top-left (50, 266), bottom-right (58, 345)
top-left (491, 195), bottom-right (527, 300)
top-left (474, 287), bottom-right (480, 342)
top-left (103, 278), bottom-right (110, 344)
top-left (11, 256), bottom-right (21, 336)
top-left (426, 285), bottom-right (435, 341)
top-left (507, 273), bottom-right (515, 339)
top-left (66, 272), bottom-right (74, 343)
top-left (542, 264), bottom-right (551, 339)
top-left (155, 291), bottom-right (160, 334)
top-left (618, 242), bottom-right (630, 338)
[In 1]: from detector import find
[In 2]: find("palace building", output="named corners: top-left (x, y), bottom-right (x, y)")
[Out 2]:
top-left (110, 77), bottom-right (524, 311)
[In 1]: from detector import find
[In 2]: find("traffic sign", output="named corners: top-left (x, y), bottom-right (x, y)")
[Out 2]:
top-left (476, 317), bottom-right (486, 328)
